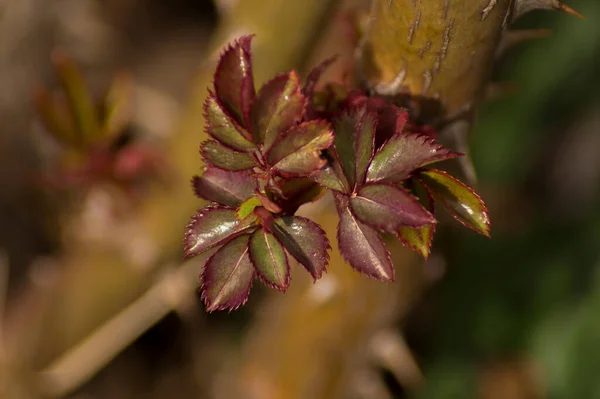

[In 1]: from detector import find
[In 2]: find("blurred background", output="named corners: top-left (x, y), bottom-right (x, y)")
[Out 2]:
top-left (0, 0), bottom-right (598, 398)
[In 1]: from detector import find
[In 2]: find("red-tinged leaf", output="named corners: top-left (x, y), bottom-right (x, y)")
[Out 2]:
top-left (397, 180), bottom-right (436, 258)
top-left (335, 193), bottom-right (394, 281)
top-left (350, 184), bottom-right (436, 232)
top-left (276, 178), bottom-right (326, 214)
top-left (192, 167), bottom-right (257, 207)
top-left (250, 71), bottom-right (305, 150)
top-left (311, 148), bottom-right (351, 193)
top-left (249, 229), bottom-right (290, 291)
top-left (419, 169), bottom-right (490, 237)
top-left (303, 56), bottom-right (338, 99)
top-left (204, 94), bottom-right (255, 152)
top-left (367, 133), bottom-right (459, 183)
top-left (200, 234), bottom-right (254, 312)
top-left (333, 109), bottom-right (376, 188)
top-left (200, 140), bottom-right (255, 171)
top-left (272, 216), bottom-right (330, 281)
top-left (255, 191), bottom-right (282, 214)
top-left (184, 207), bottom-right (256, 259)
top-left (303, 56), bottom-right (338, 118)
top-left (213, 35), bottom-right (255, 125)
top-left (268, 120), bottom-right (334, 177)
top-left (51, 50), bottom-right (100, 142)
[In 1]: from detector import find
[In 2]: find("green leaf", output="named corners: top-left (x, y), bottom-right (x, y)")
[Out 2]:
top-left (419, 169), bottom-right (490, 237)
top-left (213, 35), bottom-right (255, 125)
top-left (184, 206), bottom-right (256, 259)
top-left (102, 72), bottom-right (133, 142)
top-left (200, 234), bottom-right (255, 312)
top-left (397, 181), bottom-right (435, 258)
top-left (249, 229), bottom-right (290, 291)
top-left (268, 120), bottom-right (334, 177)
top-left (237, 196), bottom-right (262, 220)
top-left (200, 140), bottom-right (255, 171)
top-left (311, 148), bottom-right (351, 193)
top-left (350, 184), bottom-right (436, 232)
top-left (52, 50), bottom-right (100, 143)
top-left (367, 133), bottom-right (459, 183)
top-left (335, 193), bottom-right (394, 281)
top-left (250, 71), bottom-right (305, 150)
top-left (333, 108), bottom-right (376, 188)
top-left (32, 86), bottom-right (78, 148)
top-left (272, 216), bottom-right (330, 281)
top-left (192, 167), bottom-right (257, 207)
top-left (204, 94), bottom-right (255, 152)
top-left (398, 226), bottom-right (435, 259)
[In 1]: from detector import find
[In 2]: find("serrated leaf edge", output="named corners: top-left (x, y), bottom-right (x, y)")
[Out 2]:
top-left (419, 168), bottom-right (491, 237)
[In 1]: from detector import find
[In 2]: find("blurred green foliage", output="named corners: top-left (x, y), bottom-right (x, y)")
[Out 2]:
top-left (414, 1), bottom-right (600, 397)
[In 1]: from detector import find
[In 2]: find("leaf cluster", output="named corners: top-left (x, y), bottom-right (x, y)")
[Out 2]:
top-left (184, 36), bottom-right (490, 311)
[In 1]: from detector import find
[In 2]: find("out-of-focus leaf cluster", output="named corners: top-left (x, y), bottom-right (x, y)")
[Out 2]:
top-left (33, 50), bottom-right (164, 194)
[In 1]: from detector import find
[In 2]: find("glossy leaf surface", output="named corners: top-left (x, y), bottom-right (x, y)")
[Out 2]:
top-left (200, 234), bottom-right (254, 311)
top-left (249, 229), bottom-right (290, 291)
top-left (184, 207), bottom-right (255, 259)
top-left (311, 149), bottom-right (351, 193)
top-left (192, 167), bottom-right (257, 207)
top-left (419, 169), bottom-right (490, 236)
top-left (335, 194), bottom-right (394, 281)
top-left (268, 121), bottom-right (334, 176)
top-left (367, 133), bottom-right (458, 183)
top-left (397, 181), bottom-right (435, 258)
top-left (250, 72), bottom-right (305, 150)
top-left (333, 109), bottom-right (376, 188)
top-left (204, 94), bottom-right (255, 151)
top-left (213, 35), bottom-right (255, 125)
top-left (350, 184), bottom-right (436, 231)
top-left (272, 216), bottom-right (330, 280)
top-left (200, 140), bottom-right (255, 171)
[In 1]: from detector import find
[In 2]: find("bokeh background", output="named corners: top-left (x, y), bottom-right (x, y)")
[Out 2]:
top-left (0, 0), bottom-right (598, 398)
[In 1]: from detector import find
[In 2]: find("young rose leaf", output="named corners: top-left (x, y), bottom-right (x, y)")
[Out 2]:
top-left (200, 140), bottom-right (255, 171)
top-left (213, 35), bottom-right (255, 125)
top-left (367, 133), bottom-right (459, 183)
top-left (311, 149), bottom-right (351, 193)
top-left (237, 196), bottom-right (262, 220)
top-left (267, 120), bottom-right (334, 177)
top-left (272, 216), bottom-right (330, 280)
top-left (276, 178), bottom-right (326, 214)
top-left (333, 109), bottom-right (376, 188)
top-left (398, 225), bottom-right (435, 259)
top-left (102, 72), bottom-right (133, 141)
top-left (52, 50), bottom-right (100, 142)
top-left (255, 191), bottom-right (282, 214)
top-left (250, 71), bottom-right (305, 150)
top-left (350, 184), bottom-right (436, 231)
top-left (204, 94), bottom-right (255, 152)
top-left (200, 234), bottom-right (254, 312)
top-left (303, 56), bottom-right (337, 118)
top-left (192, 167), bottom-right (257, 207)
top-left (419, 169), bottom-right (490, 237)
top-left (32, 86), bottom-right (79, 148)
top-left (184, 207), bottom-right (256, 259)
top-left (249, 229), bottom-right (290, 291)
top-left (335, 193), bottom-right (394, 281)
top-left (397, 181), bottom-right (436, 258)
